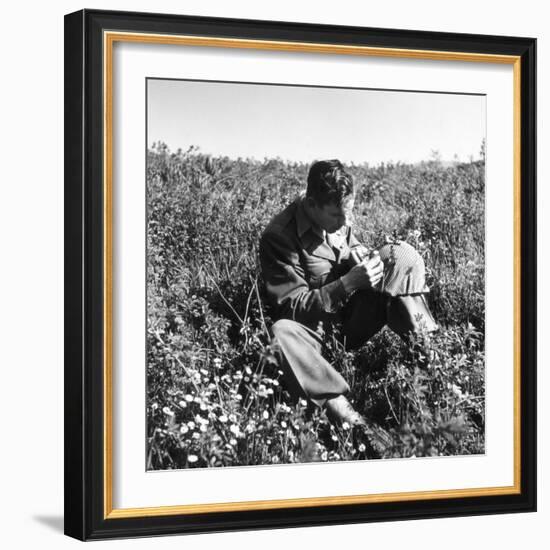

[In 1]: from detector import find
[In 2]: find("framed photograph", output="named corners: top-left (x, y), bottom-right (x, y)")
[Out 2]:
top-left (64, 9), bottom-right (536, 540)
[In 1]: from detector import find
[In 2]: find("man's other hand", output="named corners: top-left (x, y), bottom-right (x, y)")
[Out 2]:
top-left (342, 251), bottom-right (384, 293)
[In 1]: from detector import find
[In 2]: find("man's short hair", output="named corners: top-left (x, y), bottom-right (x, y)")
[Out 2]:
top-left (306, 159), bottom-right (354, 206)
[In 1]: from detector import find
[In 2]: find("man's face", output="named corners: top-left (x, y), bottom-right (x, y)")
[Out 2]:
top-left (307, 196), bottom-right (355, 234)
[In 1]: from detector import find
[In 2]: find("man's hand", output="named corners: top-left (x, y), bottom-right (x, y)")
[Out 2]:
top-left (342, 251), bottom-right (384, 294)
top-left (349, 245), bottom-right (370, 266)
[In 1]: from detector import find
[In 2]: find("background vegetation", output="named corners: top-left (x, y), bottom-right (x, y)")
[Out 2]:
top-left (146, 142), bottom-right (486, 469)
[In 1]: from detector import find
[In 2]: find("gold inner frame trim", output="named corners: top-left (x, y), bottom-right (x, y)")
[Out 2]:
top-left (103, 30), bottom-right (522, 520)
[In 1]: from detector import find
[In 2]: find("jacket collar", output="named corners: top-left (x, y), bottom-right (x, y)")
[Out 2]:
top-left (295, 196), bottom-right (324, 239)
top-left (294, 196), bottom-right (335, 261)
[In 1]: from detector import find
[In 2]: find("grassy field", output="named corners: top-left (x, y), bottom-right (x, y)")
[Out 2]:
top-left (146, 142), bottom-right (486, 469)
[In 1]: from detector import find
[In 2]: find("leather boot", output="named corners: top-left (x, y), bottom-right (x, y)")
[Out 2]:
top-left (325, 395), bottom-right (366, 427)
top-left (325, 396), bottom-right (392, 457)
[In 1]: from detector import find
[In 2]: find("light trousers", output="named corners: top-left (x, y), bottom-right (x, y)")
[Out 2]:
top-left (272, 291), bottom-right (389, 406)
top-left (271, 290), bottom-right (435, 407)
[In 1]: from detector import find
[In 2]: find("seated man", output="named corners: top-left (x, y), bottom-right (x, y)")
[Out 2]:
top-left (259, 159), bottom-right (437, 442)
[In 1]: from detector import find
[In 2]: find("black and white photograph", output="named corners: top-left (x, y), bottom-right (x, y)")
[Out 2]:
top-left (57, 4), bottom-right (538, 543)
top-left (146, 78), bottom-right (486, 470)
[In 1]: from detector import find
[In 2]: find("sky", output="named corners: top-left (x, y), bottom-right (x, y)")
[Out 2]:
top-left (147, 78), bottom-right (486, 165)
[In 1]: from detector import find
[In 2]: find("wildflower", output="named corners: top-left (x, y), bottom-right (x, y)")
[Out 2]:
top-left (195, 414), bottom-right (207, 424)
top-left (187, 454), bottom-right (198, 463)
top-left (200, 403), bottom-right (208, 411)
top-left (184, 394), bottom-right (194, 402)
top-left (299, 399), bottom-right (308, 407)
top-left (200, 424), bottom-right (207, 433)
top-left (321, 451), bottom-right (328, 461)
top-left (192, 432), bottom-right (200, 440)
top-left (178, 400), bottom-right (187, 409)
top-left (180, 425), bottom-right (189, 434)
top-left (213, 358), bottom-right (222, 369)
top-left (281, 421), bottom-right (287, 428)
top-left (151, 402), bottom-right (158, 410)
top-left (358, 443), bottom-right (366, 452)
top-left (331, 434), bottom-right (338, 442)
top-left (262, 410), bottom-right (269, 420)
top-left (162, 407), bottom-right (174, 416)
top-left (228, 413), bottom-right (237, 423)
top-left (219, 414), bottom-right (228, 423)
top-left (235, 394), bottom-right (243, 401)
top-left (230, 438), bottom-right (238, 446)
top-left (229, 424), bottom-right (240, 436)
top-left (342, 421), bottom-right (350, 431)
top-left (187, 421), bottom-right (196, 430)
top-left (272, 456), bottom-right (280, 464)
top-left (451, 384), bottom-right (463, 398)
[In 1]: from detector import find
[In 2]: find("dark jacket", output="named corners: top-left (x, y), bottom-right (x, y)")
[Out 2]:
top-left (259, 196), bottom-right (362, 329)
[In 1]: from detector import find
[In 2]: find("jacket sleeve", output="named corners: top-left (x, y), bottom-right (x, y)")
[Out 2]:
top-left (259, 229), bottom-right (351, 328)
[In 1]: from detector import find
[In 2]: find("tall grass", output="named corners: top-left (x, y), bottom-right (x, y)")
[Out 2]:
top-left (146, 142), bottom-right (485, 469)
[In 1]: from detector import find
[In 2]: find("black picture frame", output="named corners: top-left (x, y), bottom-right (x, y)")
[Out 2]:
top-left (64, 8), bottom-right (536, 541)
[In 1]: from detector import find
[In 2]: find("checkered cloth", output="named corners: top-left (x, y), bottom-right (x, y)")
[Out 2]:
top-left (377, 241), bottom-right (429, 297)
